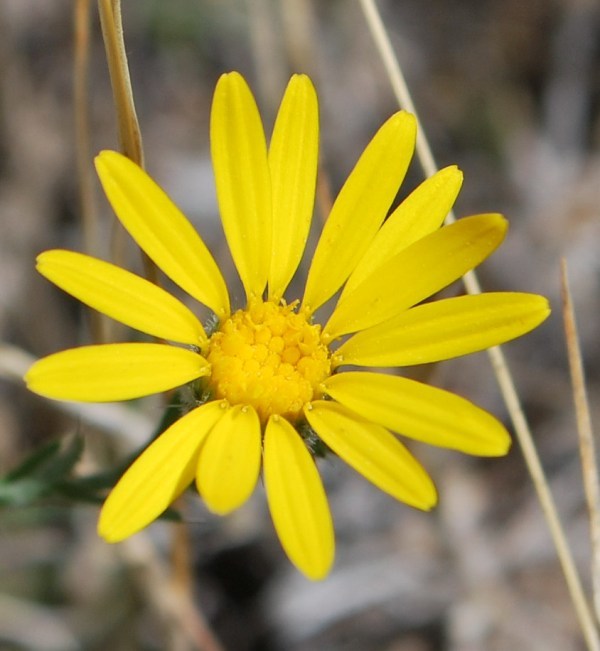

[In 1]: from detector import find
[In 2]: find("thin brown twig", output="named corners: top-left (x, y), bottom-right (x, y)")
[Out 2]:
top-left (97, 0), bottom-right (158, 286)
top-left (171, 518), bottom-right (195, 613)
top-left (74, 0), bottom-right (99, 254)
top-left (280, 0), bottom-right (320, 77)
top-left (95, 4), bottom-right (220, 645)
top-left (97, 0), bottom-right (143, 166)
top-left (121, 533), bottom-right (226, 651)
top-left (358, 0), bottom-right (600, 649)
top-left (74, 0), bottom-right (106, 343)
top-left (561, 258), bottom-right (600, 626)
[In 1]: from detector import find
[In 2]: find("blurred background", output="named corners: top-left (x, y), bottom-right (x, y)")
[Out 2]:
top-left (1, 0), bottom-right (599, 649)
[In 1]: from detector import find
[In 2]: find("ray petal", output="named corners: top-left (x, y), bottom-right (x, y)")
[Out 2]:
top-left (302, 111), bottom-right (417, 313)
top-left (324, 372), bottom-right (511, 456)
top-left (336, 292), bottom-right (550, 367)
top-left (324, 213), bottom-right (508, 339)
top-left (95, 151), bottom-right (230, 318)
top-left (211, 72), bottom-right (271, 302)
top-left (268, 75), bottom-right (318, 301)
top-left (37, 250), bottom-right (206, 346)
top-left (342, 166), bottom-right (463, 295)
top-left (264, 416), bottom-right (334, 580)
top-left (98, 401), bottom-right (225, 542)
top-left (196, 404), bottom-right (262, 514)
top-left (25, 344), bottom-right (209, 402)
top-left (305, 401), bottom-right (437, 509)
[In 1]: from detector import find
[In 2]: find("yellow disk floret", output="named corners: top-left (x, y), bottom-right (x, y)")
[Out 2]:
top-left (207, 301), bottom-right (331, 423)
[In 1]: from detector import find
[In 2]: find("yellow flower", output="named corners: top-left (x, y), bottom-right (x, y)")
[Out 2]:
top-left (25, 72), bottom-right (550, 580)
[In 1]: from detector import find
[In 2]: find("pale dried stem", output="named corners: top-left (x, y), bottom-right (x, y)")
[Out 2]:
top-left (561, 259), bottom-right (600, 626)
top-left (121, 532), bottom-right (226, 651)
top-left (358, 0), bottom-right (599, 648)
top-left (97, 0), bottom-right (143, 166)
top-left (74, 0), bottom-right (106, 343)
top-left (97, 0), bottom-right (158, 286)
top-left (94, 4), bottom-right (213, 641)
top-left (74, 0), bottom-right (99, 255)
top-left (171, 517), bottom-right (195, 599)
top-left (280, 0), bottom-right (320, 77)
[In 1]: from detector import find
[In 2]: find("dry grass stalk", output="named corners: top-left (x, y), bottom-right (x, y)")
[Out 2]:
top-left (74, 0), bottom-right (105, 344)
top-left (92, 6), bottom-right (221, 647)
top-left (120, 533), bottom-right (226, 651)
top-left (358, 0), bottom-right (600, 649)
top-left (561, 258), bottom-right (600, 626)
top-left (97, 0), bottom-right (158, 287)
top-left (97, 0), bottom-right (143, 167)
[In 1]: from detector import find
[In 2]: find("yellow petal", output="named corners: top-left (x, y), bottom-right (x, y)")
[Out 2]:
top-left (304, 401), bottom-right (437, 510)
top-left (95, 151), bottom-right (230, 319)
top-left (25, 343), bottom-right (209, 402)
top-left (302, 111), bottom-right (417, 313)
top-left (196, 404), bottom-right (262, 514)
top-left (323, 372), bottom-right (511, 456)
top-left (342, 166), bottom-right (463, 296)
top-left (99, 401), bottom-right (225, 542)
top-left (211, 72), bottom-right (271, 301)
top-left (336, 292), bottom-right (550, 367)
top-left (324, 213), bottom-right (508, 339)
top-left (37, 250), bottom-right (206, 346)
top-left (264, 416), bottom-right (334, 580)
top-left (268, 75), bottom-right (318, 301)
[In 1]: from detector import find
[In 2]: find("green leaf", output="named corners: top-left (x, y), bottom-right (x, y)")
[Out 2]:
top-left (5, 440), bottom-right (61, 481)
top-left (0, 398), bottom-right (192, 517)
top-left (0, 436), bottom-right (84, 506)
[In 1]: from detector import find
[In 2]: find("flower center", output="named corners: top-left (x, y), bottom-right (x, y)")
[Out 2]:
top-left (206, 301), bottom-right (331, 423)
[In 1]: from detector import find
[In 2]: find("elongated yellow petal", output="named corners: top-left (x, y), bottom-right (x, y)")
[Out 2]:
top-left (304, 401), bottom-right (437, 510)
top-left (197, 404), bottom-right (262, 514)
top-left (211, 72), bottom-right (271, 301)
top-left (324, 213), bottom-right (508, 339)
top-left (25, 344), bottom-right (208, 402)
top-left (99, 401), bottom-right (225, 542)
top-left (264, 416), bottom-right (334, 580)
top-left (268, 75), bottom-right (318, 300)
top-left (95, 151), bottom-right (230, 318)
top-left (342, 166), bottom-right (463, 296)
top-left (323, 372), bottom-right (511, 456)
top-left (37, 250), bottom-right (206, 346)
top-left (336, 292), bottom-right (550, 367)
top-left (302, 112), bottom-right (417, 313)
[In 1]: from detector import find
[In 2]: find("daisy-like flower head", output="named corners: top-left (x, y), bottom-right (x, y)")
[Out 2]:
top-left (26, 72), bottom-right (550, 580)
